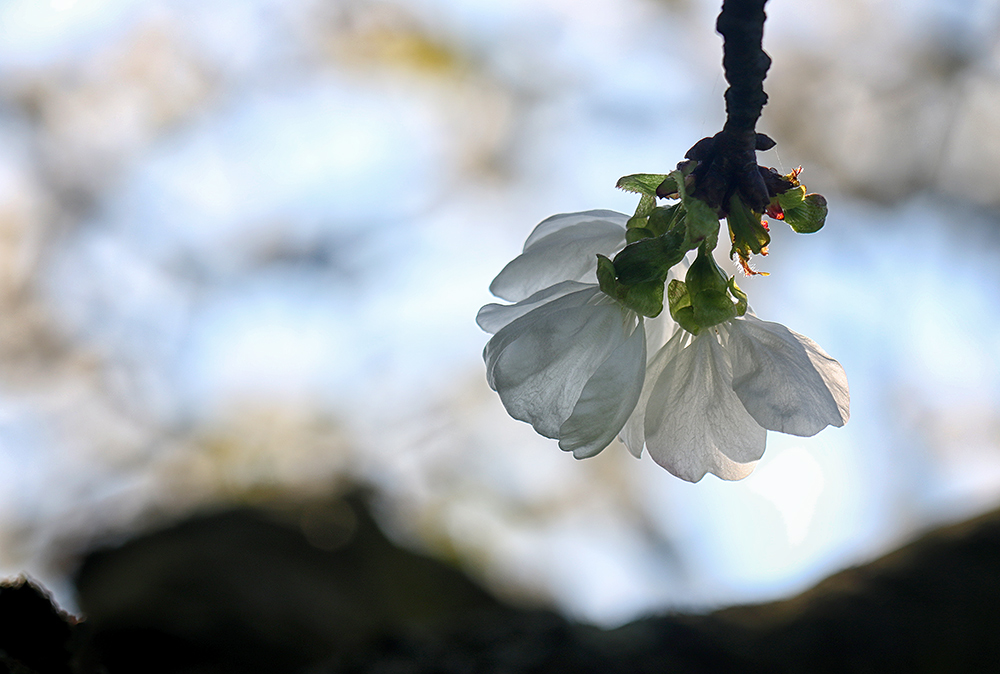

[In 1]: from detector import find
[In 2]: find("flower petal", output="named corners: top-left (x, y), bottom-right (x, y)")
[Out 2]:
top-left (489, 216), bottom-right (627, 302)
top-left (477, 281), bottom-right (594, 334)
top-left (726, 315), bottom-right (850, 436)
top-left (619, 328), bottom-right (690, 458)
top-left (559, 318), bottom-right (646, 459)
top-left (643, 332), bottom-right (766, 482)
top-left (483, 286), bottom-right (600, 390)
top-left (522, 210), bottom-right (629, 251)
top-left (485, 289), bottom-right (630, 438)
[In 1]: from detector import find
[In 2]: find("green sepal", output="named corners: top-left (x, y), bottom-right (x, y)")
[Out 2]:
top-left (684, 246), bottom-right (729, 297)
top-left (596, 254), bottom-right (665, 318)
top-left (667, 280), bottom-right (700, 335)
top-left (626, 214), bottom-right (648, 230)
top-left (646, 204), bottom-right (682, 237)
top-left (783, 193), bottom-right (828, 234)
top-left (729, 277), bottom-right (748, 316)
top-left (626, 227), bottom-right (655, 243)
top-left (632, 193), bottom-right (657, 220)
top-left (623, 280), bottom-right (665, 318)
top-left (616, 174), bottom-right (673, 198)
top-left (686, 248), bottom-right (737, 327)
top-left (727, 194), bottom-right (770, 260)
top-left (692, 288), bottom-right (737, 328)
top-left (669, 168), bottom-right (720, 251)
top-left (683, 201), bottom-right (721, 251)
top-left (612, 230), bottom-right (685, 286)
top-left (596, 254), bottom-right (618, 296)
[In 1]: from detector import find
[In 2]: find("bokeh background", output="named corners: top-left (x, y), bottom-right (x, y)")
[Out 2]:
top-left (0, 0), bottom-right (999, 626)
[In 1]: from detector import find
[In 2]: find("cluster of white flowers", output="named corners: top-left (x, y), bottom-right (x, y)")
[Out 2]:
top-left (478, 210), bottom-right (849, 482)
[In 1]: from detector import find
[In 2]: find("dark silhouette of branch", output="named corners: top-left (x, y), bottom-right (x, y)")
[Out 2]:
top-left (682, 0), bottom-right (787, 214)
top-left (719, 0), bottom-right (771, 144)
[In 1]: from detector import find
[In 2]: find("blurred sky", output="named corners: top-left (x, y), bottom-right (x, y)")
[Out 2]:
top-left (0, 0), bottom-right (999, 625)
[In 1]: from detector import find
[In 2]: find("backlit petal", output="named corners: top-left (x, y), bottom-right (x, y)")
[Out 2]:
top-left (489, 217), bottom-right (626, 302)
top-left (485, 290), bottom-right (630, 438)
top-left (644, 332), bottom-right (766, 482)
top-left (522, 210), bottom-right (629, 250)
top-left (620, 328), bottom-right (690, 458)
top-left (560, 318), bottom-right (646, 459)
top-left (477, 281), bottom-right (594, 334)
top-left (726, 315), bottom-right (850, 436)
top-left (484, 287), bottom-right (600, 390)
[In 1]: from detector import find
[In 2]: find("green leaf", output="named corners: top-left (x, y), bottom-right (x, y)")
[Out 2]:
top-left (775, 185), bottom-right (806, 211)
top-left (633, 193), bottom-right (657, 219)
top-left (646, 204), bottom-right (682, 237)
top-left (783, 193), bottom-right (828, 234)
top-left (616, 173), bottom-right (673, 198)
top-left (682, 198), bottom-right (721, 251)
top-left (669, 168), bottom-right (687, 200)
top-left (612, 231), bottom-right (685, 286)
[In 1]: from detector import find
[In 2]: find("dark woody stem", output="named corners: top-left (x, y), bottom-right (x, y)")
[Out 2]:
top-left (680, 0), bottom-right (779, 215)
top-left (719, 0), bottom-right (770, 145)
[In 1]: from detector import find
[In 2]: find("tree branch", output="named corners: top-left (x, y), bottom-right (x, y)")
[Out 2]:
top-left (683, 0), bottom-right (782, 215)
top-left (719, 0), bottom-right (771, 141)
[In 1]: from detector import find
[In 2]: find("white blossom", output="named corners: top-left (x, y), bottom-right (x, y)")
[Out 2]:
top-left (478, 210), bottom-right (850, 483)
top-left (481, 285), bottom-right (646, 458)
top-left (487, 210), bottom-right (627, 302)
top-left (623, 315), bottom-right (849, 481)
top-left (478, 211), bottom-right (680, 458)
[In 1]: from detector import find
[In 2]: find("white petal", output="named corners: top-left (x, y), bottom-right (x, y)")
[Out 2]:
top-left (522, 210), bottom-right (629, 251)
top-left (726, 315), bottom-right (850, 436)
top-left (642, 312), bottom-right (681, 363)
top-left (477, 281), bottom-right (594, 334)
top-left (559, 318), bottom-right (646, 459)
top-left (485, 290), bottom-right (630, 438)
top-left (620, 328), bottom-right (690, 458)
top-left (643, 332), bottom-right (766, 482)
top-left (484, 286), bottom-right (600, 389)
top-left (489, 219), bottom-right (626, 302)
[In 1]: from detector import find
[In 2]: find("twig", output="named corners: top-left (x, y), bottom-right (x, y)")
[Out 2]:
top-left (682, 0), bottom-right (783, 214)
